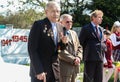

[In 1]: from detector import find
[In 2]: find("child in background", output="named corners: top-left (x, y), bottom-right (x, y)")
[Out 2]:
top-left (103, 29), bottom-right (113, 82)
top-left (103, 29), bottom-right (113, 68)
top-left (110, 21), bottom-right (120, 82)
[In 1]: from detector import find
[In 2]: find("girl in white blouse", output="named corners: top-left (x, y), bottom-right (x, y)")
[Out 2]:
top-left (110, 21), bottom-right (120, 82)
top-left (110, 21), bottom-right (120, 61)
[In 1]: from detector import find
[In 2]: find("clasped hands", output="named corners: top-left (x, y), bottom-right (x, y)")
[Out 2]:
top-left (74, 57), bottom-right (80, 65)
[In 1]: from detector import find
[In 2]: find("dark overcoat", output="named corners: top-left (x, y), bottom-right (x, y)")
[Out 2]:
top-left (28, 18), bottom-right (63, 81)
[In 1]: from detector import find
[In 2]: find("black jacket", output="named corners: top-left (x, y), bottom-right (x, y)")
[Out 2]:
top-left (79, 23), bottom-right (104, 61)
top-left (28, 18), bottom-right (63, 80)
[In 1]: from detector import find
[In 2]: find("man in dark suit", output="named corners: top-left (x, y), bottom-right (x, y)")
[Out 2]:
top-left (79, 10), bottom-right (104, 82)
top-left (28, 1), bottom-right (63, 82)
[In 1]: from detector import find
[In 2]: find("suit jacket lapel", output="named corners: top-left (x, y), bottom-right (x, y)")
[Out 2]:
top-left (44, 18), bottom-right (55, 45)
top-left (56, 23), bottom-right (64, 43)
top-left (69, 30), bottom-right (75, 45)
top-left (90, 23), bottom-right (101, 41)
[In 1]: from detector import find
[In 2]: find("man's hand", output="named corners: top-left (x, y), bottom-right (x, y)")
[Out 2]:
top-left (74, 57), bottom-right (80, 65)
top-left (36, 72), bottom-right (46, 81)
top-left (59, 32), bottom-right (68, 44)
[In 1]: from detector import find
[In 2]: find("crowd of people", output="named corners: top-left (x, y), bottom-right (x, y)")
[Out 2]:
top-left (28, 1), bottom-right (120, 82)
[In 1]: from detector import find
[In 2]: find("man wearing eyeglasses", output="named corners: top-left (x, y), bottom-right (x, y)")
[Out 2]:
top-left (58, 14), bottom-right (82, 82)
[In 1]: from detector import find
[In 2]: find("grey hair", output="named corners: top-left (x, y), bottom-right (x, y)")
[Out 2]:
top-left (60, 14), bottom-right (72, 21)
top-left (45, 1), bottom-right (61, 10)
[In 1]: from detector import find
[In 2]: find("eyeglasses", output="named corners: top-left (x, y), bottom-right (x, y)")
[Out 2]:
top-left (66, 21), bottom-right (73, 24)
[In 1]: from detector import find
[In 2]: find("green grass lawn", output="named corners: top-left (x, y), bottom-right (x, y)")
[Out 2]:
top-left (79, 62), bottom-right (114, 82)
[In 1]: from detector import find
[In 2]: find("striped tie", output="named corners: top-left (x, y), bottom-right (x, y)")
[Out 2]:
top-left (95, 26), bottom-right (100, 38)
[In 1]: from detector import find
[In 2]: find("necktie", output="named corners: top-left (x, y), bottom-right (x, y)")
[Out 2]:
top-left (52, 23), bottom-right (57, 45)
top-left (95, 26), bottom-right (100, 38)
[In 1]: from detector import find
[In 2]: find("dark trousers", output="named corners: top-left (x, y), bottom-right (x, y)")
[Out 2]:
top-left (83, 61), bottom-right (103, 82)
